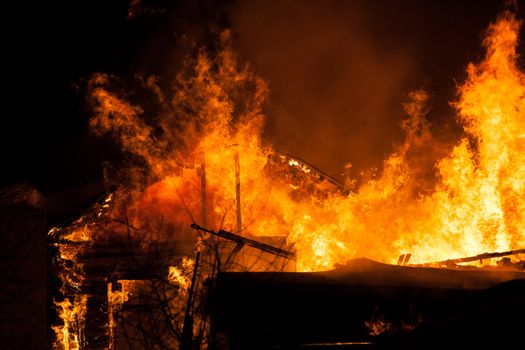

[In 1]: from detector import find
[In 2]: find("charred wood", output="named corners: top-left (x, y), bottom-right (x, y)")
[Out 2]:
top-left (190, 223), bottom-right (295, 260)
top-left (414, 248), bottom-right (525, 267)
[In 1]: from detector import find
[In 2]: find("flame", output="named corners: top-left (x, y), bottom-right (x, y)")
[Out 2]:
top-left (108, 280), bottom-right (132, 346)
top-left (52, 296), bottom-right (87, 350)
top-left (48, 9), bottom-right (525, 349)
top-left (168, 257), bottom-right (194, 293)
top-left (365, 315), bottom-right (392, 336)
top-left (50, 195), bottom-right (113, 349)
top-left (85, 12), bottom-right (525, 274)
top-left (400, 10), bottom-right (525, 263)
top-left (51, 239), bottom-right (86, 349)
top-left (108, 282), bottom-right (131, 306)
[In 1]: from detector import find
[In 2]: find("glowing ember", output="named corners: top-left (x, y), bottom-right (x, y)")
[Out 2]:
top-left (52, 296), bottom-right (87, 350)
top-left (365, 315), bottom-right (392, 336)
top-left (168, 257), bottom-right (195, 294)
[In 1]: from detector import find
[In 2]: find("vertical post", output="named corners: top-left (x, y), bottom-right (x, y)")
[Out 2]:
top-left (109, 279), bottom-right (122, 350)
top-left (83, 278), bottom-right (110, 349)
top-left (234, 150), bottom-right (245, 269)
top-left (234, 151), bottom-right (242, 234)
top-left (179, 251), bottom-right (201, 350)
top-left (201, 154), bottom-right (207, 228)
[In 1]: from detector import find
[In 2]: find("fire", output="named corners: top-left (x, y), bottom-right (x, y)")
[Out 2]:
top-left (107, 280), bottom-right (132, 347)
top-left (365, 314), bottom-right (392, 336)
top-left (410, 10), bottom-right (525, 262)
top-left (168, 257), bottom-right (194, 294)
top-left (84, 11), bottom-right (525, 272)
top-left (47, 8), bottom-right (525, 349)
top-left (52, 296), bottom-right (87, 350)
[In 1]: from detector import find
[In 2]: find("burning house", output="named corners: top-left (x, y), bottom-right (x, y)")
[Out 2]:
top-left (4, 1), bottom-right (525, 349)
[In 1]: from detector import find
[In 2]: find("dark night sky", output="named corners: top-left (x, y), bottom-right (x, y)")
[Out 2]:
top-left (1, 0), bottom-right (521, 194)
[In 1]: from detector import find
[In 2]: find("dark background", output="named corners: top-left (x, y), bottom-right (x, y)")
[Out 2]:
top-left (0, 0), bottom-right (520, 194)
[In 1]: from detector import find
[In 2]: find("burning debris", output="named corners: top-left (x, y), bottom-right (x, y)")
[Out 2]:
top-left (48, 7), bottom-right (525, 350)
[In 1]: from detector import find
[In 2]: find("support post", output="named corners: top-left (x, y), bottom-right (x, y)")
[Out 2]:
top-left (179, 251), bottom-right (201, 350)
top-left (234, 151), bottom-right (242, 235)
top-left (201, 154), bottom-right (207, 228)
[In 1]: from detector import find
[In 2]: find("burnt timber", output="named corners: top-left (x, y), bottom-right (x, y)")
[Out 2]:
top-left (190, 223), bottom-right (296, 260)
top-left (208, 258), bottom-right (525, 349)
top-left (412, 248), bottom-right (525, 267)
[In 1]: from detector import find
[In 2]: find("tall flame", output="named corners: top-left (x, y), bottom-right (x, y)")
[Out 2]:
top-left (85, 13), bottom-right (525, 273)
top-left (50, 9), bottom-right (525, 349)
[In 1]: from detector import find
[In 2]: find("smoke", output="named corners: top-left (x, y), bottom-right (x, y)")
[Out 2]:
top-left (228, 0), bottom-right (506, 180)
top-left (229, 0), bottom-right (415, 180)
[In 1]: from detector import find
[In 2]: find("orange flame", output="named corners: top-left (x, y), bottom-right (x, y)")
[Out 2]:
top-left (86, 12), bottom-right (525, 273)
top-left (52, 296), bottom-right (87, 350)
top-left (168, 257), bottom-right (194, 294)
